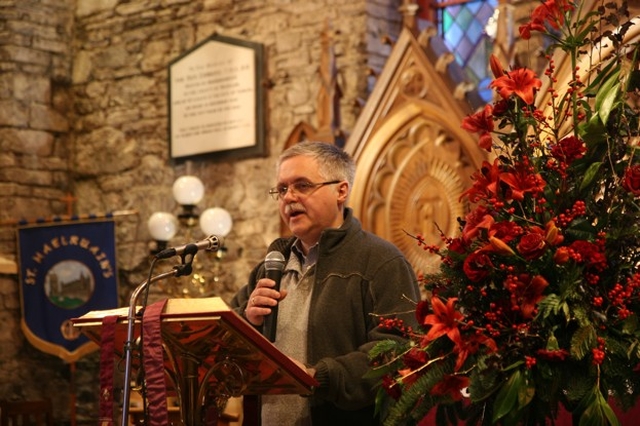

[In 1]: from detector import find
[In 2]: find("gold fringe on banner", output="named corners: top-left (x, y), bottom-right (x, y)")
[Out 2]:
top-left (0, 209), bottom-right (139, 228)
top-left (0, 210), bottom-right (139, 274)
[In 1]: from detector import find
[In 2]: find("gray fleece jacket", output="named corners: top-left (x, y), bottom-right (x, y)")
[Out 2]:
top-left (230, 208), bottom-right (420, 425)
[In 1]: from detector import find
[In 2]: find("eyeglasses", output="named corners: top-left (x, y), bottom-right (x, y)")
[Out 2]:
top-left (268, 180), bottom-right (341, 200)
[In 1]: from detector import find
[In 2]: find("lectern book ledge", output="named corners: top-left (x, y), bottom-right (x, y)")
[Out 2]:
top-left (72, 297), bottom-right (319, 396)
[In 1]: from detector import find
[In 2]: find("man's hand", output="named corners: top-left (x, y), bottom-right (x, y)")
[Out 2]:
top-left (288, 356), bottom-right (316, 377)
top-left (245, 277), bottom-right (287, 326)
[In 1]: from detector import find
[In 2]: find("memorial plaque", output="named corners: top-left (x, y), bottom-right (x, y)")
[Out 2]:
top-left (169, 34), bottom-right (265, 161)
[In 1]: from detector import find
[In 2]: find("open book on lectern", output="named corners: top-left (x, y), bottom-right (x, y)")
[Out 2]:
top-left (72, 297), bottom-right (319, 396)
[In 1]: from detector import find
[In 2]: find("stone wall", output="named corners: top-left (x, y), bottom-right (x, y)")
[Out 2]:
top-left (0, 0), bottom-right (79, 422)
top-left (0, 0), bottom-right (402, 423)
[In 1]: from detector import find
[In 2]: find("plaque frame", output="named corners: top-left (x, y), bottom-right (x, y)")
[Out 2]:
top-left (168, 33), bottom-right (266, 161)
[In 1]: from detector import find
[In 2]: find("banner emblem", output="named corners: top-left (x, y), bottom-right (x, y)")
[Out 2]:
top-left (18, 219), bottom-right (119, 362)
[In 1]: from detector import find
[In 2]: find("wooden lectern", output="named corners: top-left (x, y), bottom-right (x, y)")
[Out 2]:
top-left (72, 297), bottom-right (318, 426)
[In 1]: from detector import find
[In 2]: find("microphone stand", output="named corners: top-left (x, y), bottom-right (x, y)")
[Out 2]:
top-left (120, 254), bottom-right (196, 426)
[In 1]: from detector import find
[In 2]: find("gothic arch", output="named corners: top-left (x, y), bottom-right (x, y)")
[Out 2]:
top-left (345, 27), bottom-right (488, 274)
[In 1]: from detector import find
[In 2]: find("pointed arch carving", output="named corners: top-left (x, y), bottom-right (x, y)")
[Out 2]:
top-left (346, 27), bottom-right (488, 274)
top-left (344, 0), bottom-right (640, 276)
top-left (349, 102), bottom-right (482, 274)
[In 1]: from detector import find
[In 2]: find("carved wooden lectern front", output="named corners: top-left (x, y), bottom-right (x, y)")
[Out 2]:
top-left (72, 297), bottom-right (318, 426)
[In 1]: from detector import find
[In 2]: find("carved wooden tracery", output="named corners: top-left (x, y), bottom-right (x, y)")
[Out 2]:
top-left (351, 109), bottom-right (477, 275)
top-left (345, 27), bottom-right (487, 274)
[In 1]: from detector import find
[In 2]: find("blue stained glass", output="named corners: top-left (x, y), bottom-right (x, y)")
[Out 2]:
top-left (445, 22), bottom-right (464, 48)
top-left (442, 12), bottom-right (453, 32)
top-left (456, 8), bottom-right (474, 29)
top-left (476, 3), bottom-right (495, 21)
top-left (466, 19), bottom-right (484, 42)
top-left (467, 42), bottom-right (489, 80)
top-left (435, 0), bottom-right (498, 103)
top-left (446, 4), bottom-right (463, 18)
top-left (466, 1), bottom-right (481, 14)
top-left (477, 77), bottom-right (493, 101)
top-left (457, 37), bottom-right (474, 64)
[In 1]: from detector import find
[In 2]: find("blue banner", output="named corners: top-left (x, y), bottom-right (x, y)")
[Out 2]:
top-left (18, 219), bottom-right (119, 362)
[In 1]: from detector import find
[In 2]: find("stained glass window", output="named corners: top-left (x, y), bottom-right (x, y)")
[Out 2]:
top-left (436, 0), bottom-right (498, 102)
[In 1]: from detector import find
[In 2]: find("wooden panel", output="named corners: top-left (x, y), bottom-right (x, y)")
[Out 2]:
top-left (345, 27), bottom-right (487, 275)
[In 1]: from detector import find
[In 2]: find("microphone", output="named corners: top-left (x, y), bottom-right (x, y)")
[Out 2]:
top-left (262, 251), bottom-right (285, 342)
top-left (154, 235), bottom-right (224, 260)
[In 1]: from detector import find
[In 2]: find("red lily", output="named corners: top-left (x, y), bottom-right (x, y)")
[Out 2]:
top-left (507, 274), bottom-right (549, 319)
top-left (461, 205), bottom-right (494, 243)
top-left (460, 159), bottom-right (502, 203)
top-left (518, 0), bottom-right (574, 39)
top-left (500, 163), bottom-right (546, 202)
top-left (430, 374), bottom-right (470, 401)
top-left (519, 20), bottom-right (546, 40)
top-left (489, 54), bottom-right (505, 78)
top-left (454, 333), bottom-right (498, 371)
top-left (531, 0), bottom-right (574, 30)
top-left (422, 297), bottom-right (463, 347)
top-left (461, 104), bottom-right (494, 151)
top-left (490, 68), bottom-right (542, 105)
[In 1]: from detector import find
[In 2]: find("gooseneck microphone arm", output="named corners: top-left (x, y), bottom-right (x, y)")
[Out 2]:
top-left (120, 235), bottom-right (223, 425)
top-left (120, 264), bottom-right (180, 426)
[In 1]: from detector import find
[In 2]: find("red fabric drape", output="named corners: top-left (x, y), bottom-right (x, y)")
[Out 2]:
top-left (98, 315), bottom-right (118, 426)
top-left (142, 299), bottom-right (170, 426)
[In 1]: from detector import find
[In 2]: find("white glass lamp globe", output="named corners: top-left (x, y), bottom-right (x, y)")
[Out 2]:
top-left (147, 212), bottom-right (179, 241)
top-left (172, 176), bottom-right (205, 206)
top-left (199, 207), bottom-right (233, 237)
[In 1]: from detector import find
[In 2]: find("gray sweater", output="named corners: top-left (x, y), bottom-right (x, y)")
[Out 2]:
top-left (231, 208), bottom-right (421, 425)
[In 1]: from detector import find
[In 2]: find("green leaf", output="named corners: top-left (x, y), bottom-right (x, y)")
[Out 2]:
top-left (492, 370), bottom-right (523, 423)
top-left (374, 387), bottom-right (387, 418)
top-left (621, 314), bottom-right (639, 335)
top-left (598, 84), bottom-right (620, 126)
top-left (579, 115), bottom-right (607, 144)
top-left (518, 369), bottom-right (535, 408)
top-left (570, 325), bottom-right (597, 360)
top-left (579, 388), bottom-right (620, 426)
top-left (537, 293), bottom-right (562, 318)
top-left (583, 57), bottom-right (619, 97)
top-left (595, 71), bottom-right (621, 126)
top-left (579, 162), bottom-right (603, 191)
top-left (563, 301), bottom-right (571, 322)
top-left (564, 217), bottom-right (597, 241)
top-left (369, 339), bottom-right (404, 359)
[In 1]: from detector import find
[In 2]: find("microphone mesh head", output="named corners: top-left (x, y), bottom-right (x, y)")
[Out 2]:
top-left (206, 235), bottom-right (224, 251)
top-left (265, 251), bottom-right (286, 271)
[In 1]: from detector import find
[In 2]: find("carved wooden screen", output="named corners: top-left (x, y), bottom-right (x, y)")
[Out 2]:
top-left (345, 27), bottom-right (487, 275)
top-left (345, 6), bottom-right (640, 276)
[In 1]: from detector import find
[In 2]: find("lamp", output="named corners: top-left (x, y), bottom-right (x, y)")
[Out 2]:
top-left (146, 175), bottom-right (233, 297)
top-left (200, 206), bottom-right (233, 262)
top-left (147, 211), bottom-right (179, 253)
top-left (199, 207), bottom-right (233, 238)
top-left (172, 175), bottom-right (205, 227)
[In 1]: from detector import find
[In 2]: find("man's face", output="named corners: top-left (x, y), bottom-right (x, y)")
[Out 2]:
top-left (276, 155), bottom-right (348, 250)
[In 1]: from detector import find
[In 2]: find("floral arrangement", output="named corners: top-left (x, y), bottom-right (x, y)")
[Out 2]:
top-left (369, 1), bottom-right (640, 425)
